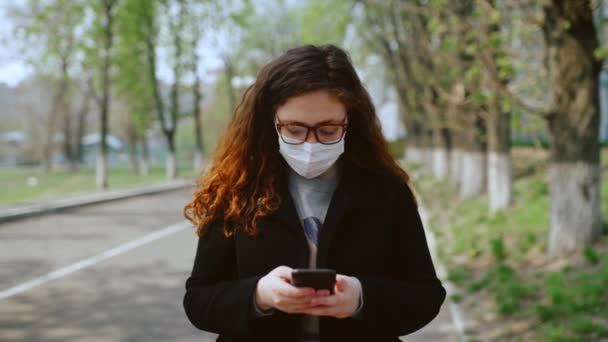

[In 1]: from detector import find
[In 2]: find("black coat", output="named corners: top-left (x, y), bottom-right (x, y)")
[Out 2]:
top-left (183, 161), bottom-right (446, 342)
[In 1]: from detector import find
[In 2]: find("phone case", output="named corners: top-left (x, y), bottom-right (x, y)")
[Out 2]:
top-left (291, 268), bottom-right (336, 293)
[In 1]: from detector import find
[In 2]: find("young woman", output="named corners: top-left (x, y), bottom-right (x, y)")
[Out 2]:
top-left (182, 44), bottom-right (446, 342)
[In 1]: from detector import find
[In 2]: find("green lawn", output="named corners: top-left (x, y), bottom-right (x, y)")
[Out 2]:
top-left (408, 147), bottom-right (608, 341)
top-left (0, 164), bottom-right (198, 205)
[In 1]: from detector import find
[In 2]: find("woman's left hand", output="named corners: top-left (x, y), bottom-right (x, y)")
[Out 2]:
top-left (295, 274), bottom-right (362, 318)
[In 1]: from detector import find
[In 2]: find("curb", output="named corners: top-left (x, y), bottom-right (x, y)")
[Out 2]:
top-left (417, 201), bottom-right (470, 342)
top-left (0, 179), bottom-right (195, 224)
top-left (404, 161), bottom-right (470, 342)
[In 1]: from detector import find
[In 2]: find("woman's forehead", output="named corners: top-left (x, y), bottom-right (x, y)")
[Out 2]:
top-left (275, 89), bottom-right (346, 124)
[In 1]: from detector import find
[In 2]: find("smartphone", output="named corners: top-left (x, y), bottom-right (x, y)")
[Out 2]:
top-left (291, 268), bottom-right (336, 294)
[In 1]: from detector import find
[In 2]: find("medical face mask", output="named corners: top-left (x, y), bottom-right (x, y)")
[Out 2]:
top-left (278, 136), bottom-right (345, 179)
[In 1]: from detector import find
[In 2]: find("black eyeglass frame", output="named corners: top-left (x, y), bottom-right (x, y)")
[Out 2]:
top-left (275, 118), bottom-right (348, 145)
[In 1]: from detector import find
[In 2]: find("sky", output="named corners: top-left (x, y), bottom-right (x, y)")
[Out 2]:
top-left (0, 2), bottom-right (29, 86)
top-left (0, 1), bottom-right (225, 87)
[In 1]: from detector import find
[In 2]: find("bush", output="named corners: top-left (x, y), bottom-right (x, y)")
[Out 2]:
top-left (447, 266), bottom-right (471, 284)
top-left (583, 246), bottom-right (599, 265)
top-left (490, 237), bottom-right (506, 261)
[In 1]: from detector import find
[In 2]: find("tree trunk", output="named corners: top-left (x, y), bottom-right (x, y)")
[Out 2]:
top-left (223, 56), bottom-right (236, 114)
top-left (432, 149), bottom-right (448, 179)
top-left (43, 71), bottom-right (68, 173)
top-left (478, 0), bottom-right (514, 213)
top-left (405, 143), bottom-right (423, 165)
top-left (75, 94), bottom-right (89, 170)
top-left (416, 128), bottom-right (434, 173)
top-left (460, 114), bottom-right (486, 198)
top-left (488, 150), bottom-right (512, 211)
top-left (127, 126), bottom-right (138, 175)
top-left (450, 147), bottom-right (463, 186)
top-left (548, 163), bottom-right (601, 254)
top-left (194, 151), bottom-right (203, 173)
top-left (193, 68), bottom-right (204, 172)
top-left (404, 119), bottom-right (424, 164)
top-left (59, 51), bottom-right (73, 171)
top-left (432, 127), bottom-right (451, 179)
top-left (449, 127), bottom-right (465, 186)
top-left (139, 133), bottom-right (150, 176)
top-left (487, 109), bottom-right (513, 212)
top-left (62, 105), bottom-right (74, 170)
top-left (166, 135), bottom-right (177, 179)
top-left (145, 41), bottom-right (171, 177)
top-left (164, 0), bottom-right (184, 180)
top-left (96, 0), bottom-right (115, 190)
top-left (96, 152), bottom-right (107, 190)
top-left (97, 114), bottom-right (109, 190)
top-left (542, 1), bottom-right (602, 256)
top-left (460, 150), bottom-right (486, 198)
top-left (42, 100), bottom-right (58, 173)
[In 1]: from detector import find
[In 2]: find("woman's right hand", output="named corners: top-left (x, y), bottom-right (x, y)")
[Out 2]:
top-left (254, 265), bottom-right (320, 314)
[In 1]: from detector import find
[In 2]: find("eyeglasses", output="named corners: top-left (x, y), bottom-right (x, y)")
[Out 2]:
top-left (275, 117), bottom-right (348, 145)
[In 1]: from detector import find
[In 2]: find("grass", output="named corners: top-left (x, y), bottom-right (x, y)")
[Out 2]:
top-left (408, 147), bottom-right (608, 341)
top-left (0, 164), bottom-right (197, 205)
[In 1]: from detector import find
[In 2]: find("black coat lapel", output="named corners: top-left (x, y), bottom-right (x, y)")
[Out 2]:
top-left (316, 160), bottom-right (356, 268)
top-left (273, 159), bottom-right (359, 269)
top-left (274, 170), bottom-right (305, 237)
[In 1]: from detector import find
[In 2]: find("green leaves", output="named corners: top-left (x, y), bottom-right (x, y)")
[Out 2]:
top-left (594, 46), bottom-right (608, 60)
top-left (14, 0), bottom-right (85, 78)
top-left (297, 0), bottom-right (352, 45)
top-left (114, 0), bottom-right (157, 134)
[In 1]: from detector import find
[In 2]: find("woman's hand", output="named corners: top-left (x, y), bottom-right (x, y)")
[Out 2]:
top-left (255, 265), bottom-right (317, 314)
top-left (298, 274), bottom-right (362, 319)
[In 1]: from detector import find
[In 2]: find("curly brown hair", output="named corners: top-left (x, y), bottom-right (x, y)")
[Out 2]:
top-left (183, 44), bottom-right (411, 238)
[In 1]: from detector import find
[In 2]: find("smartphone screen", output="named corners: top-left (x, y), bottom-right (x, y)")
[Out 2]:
top-left (291, 268), bottom-right (336, 294)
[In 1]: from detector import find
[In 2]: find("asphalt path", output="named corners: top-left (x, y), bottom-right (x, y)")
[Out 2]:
top-left (0, 188), bottom-right (458, 341)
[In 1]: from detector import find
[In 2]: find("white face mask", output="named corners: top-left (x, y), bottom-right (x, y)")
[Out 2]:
top-left (278, 136), bottom-right (345, 179)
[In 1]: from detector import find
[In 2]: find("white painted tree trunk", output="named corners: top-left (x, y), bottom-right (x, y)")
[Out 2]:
top-left (432, 147), bottom-right (449, 179)
top-left (139, 135), bottom-right (150, 176)
top-left (139, 156), bottom-right (150, 176)
top-left (488, 151), bottom-right (513, 213)
top-left (450, 148), bottom-right (463, 185)
top-left (460, 150), bottom-right (486, 199)
top-left (405, 146), bottom-right (423, 164)
top-left (406, 146), bottom-right (435, 174)
top-left (96, 153), bottom-right (108, 189)
top-left (422, 148), bottom-right (434, 172)
top-left (166, 151), bottom-right (177, 179)
top-left (194, 151), bottom-right (204, 172)
top-left (548, 161), bottom-right (602, 256)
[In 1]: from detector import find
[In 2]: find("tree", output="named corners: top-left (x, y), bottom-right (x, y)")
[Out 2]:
top-left (454, 0), bottom-right (517, 209)
top-left (358, 0), bottom-right (488, 199)
top-left (115, 0), bottom-right (157, 175)
top-left (357, 0), bottom-right (431, 166)
top-left (74, 79), bottom-right (92, 169)
top-left (12, 0), bottom-right (84, 172)
top-left (83, 0), bottom-right (119, 189)
top-left (474, 0), bottom-right (514, 212)
top-left (182, 0), bottom-right (216, 172)
top-left (94, 0), bottom-right (118, 189)
top-left (138, 0), bottom-right (185, 180)
top-left (541, 0), bottom-right (603, 255)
